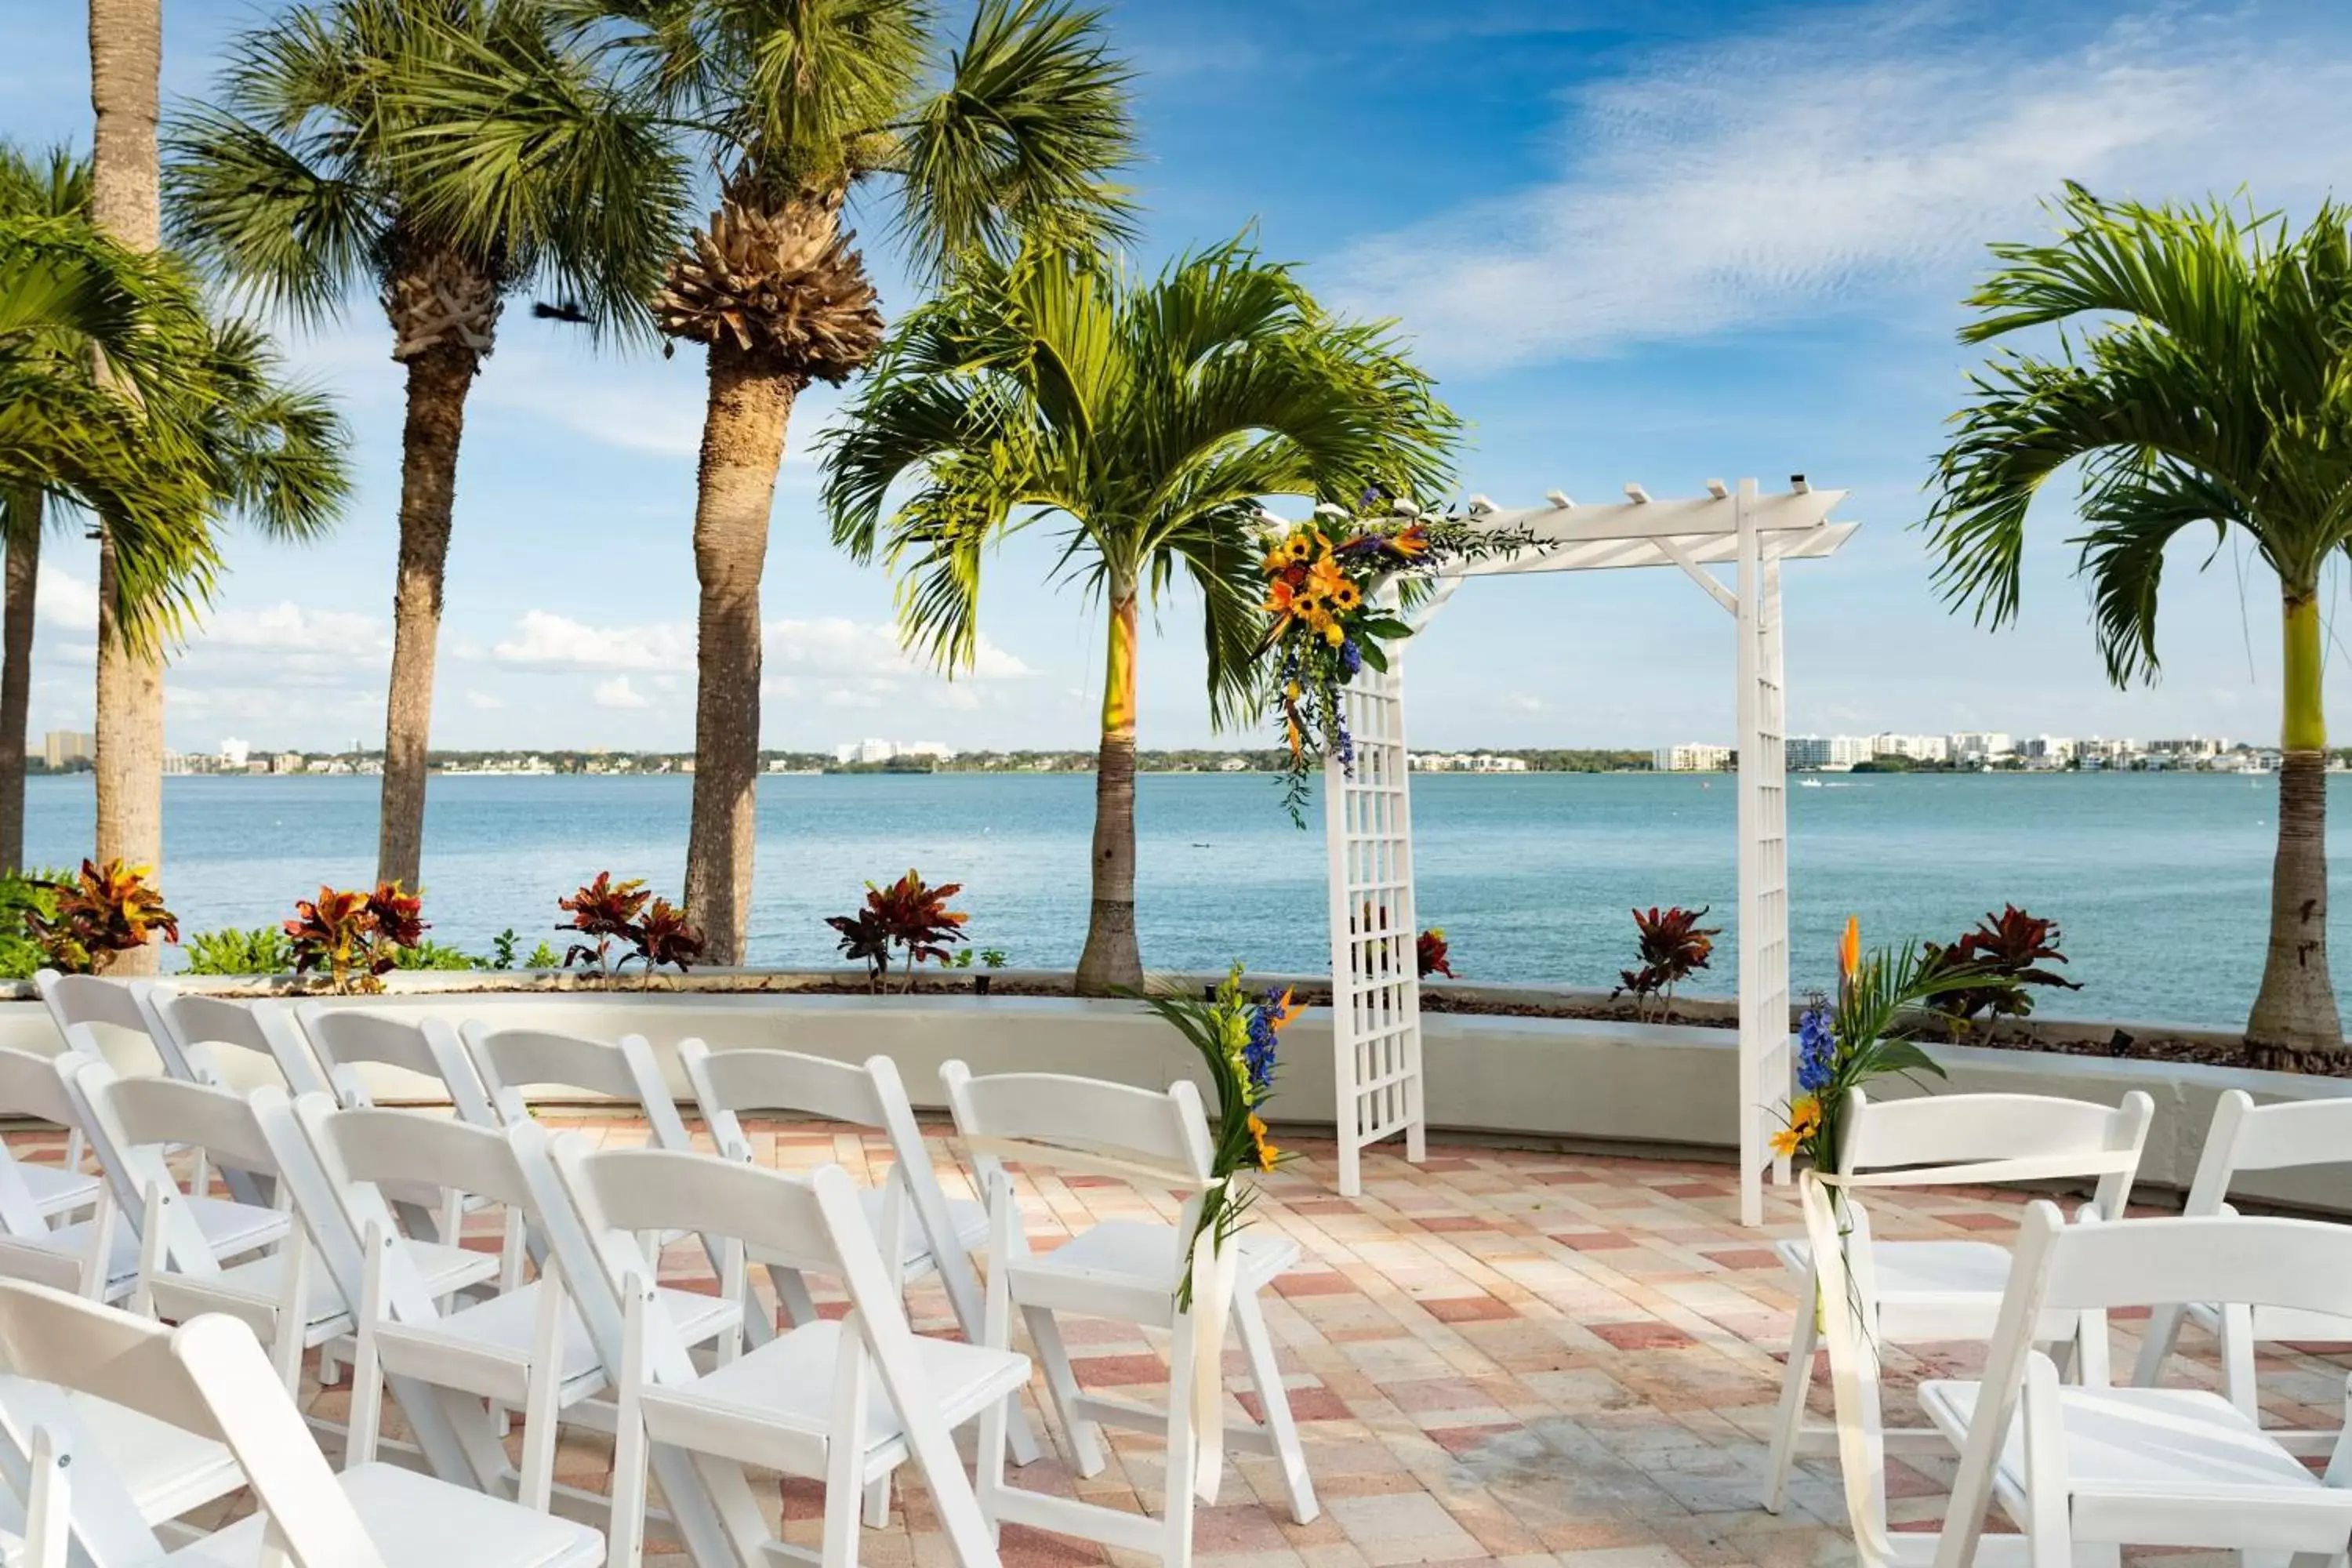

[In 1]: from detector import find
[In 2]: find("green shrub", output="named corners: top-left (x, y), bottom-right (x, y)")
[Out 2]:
top-left (183, 927), bottom-right (295, 976)
top-left (0, 871), bottom-right (66, 980)
top-left (390, 938), bottom-right (488, 971)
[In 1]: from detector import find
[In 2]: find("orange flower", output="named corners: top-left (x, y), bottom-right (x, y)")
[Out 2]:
top-left (1265, 985), bottom-right (1302, 1031)
top-left (1330, 579), bottom-right (1363, 612)
top-left (1264, 579), bottom-right (1300, 618)
top-left (1308, 556), bottom-right (1350, 597)
top-left (1389, 523), bottom-right (1431, 558)
top-left (1247, 1112), bottom-right (1280, 1171)
top-left (1838, 916), bottom-right (1860, 982)
top-left (1771, 1095), bottom-right (1820, 1158)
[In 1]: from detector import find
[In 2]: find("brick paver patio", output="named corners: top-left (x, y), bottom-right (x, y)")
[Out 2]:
top-left (64, 1110), bottom-right (2338, 1568)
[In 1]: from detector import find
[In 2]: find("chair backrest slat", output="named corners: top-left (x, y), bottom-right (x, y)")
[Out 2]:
top-left (295, 1007), bottom-right (498, 1125)
top-left (942, 1065), bottom-right (1214, 1186)
top-left (684, 1041), bottom-right (888, 1134)
top-left (143, 988), bottom-right (329, 1098)
top-left (89, 1075), bottom-right (278, 1180)
top-left (459, 1025), bottom-right (691, 1149)
top-left (1839, 1088), bottom-right (2153, 1217)
top-left (313, 1105), bottom-right (535, 1214)
top-left (34, 973), bottom-right (151, 1041)
top-left (2040, 1211), bottom-right (2352, 1316)
top-left (564, 1145), bottom-right (833, 1267)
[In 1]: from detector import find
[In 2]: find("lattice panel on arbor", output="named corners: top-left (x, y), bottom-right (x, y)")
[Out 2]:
top-left (1736, 498), bottom-right (1792, 1227)
top-left (1325, 660), bottom-right (1426, 1198)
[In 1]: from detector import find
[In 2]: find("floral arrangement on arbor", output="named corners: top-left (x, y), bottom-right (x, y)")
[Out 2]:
top-left (1257, 495), bottom-right (1534, 824)
top-left (826, 869), bottom-right (967, 993)
top-left (285, 882), bottom-right (425, 994)
top-left (28, 860), bottom-right (178, 975)
top-left (1615, 905), bottom-right (1721, 1022)
top-left (1138, 963), bottom-right (1298, 1304)
top-left (1773, 918), bottom-right (2014, 1170)
top-left (557, 873), bottom-right (706, 984)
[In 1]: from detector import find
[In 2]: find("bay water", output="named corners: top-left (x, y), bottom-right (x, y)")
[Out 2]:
top-left (20, 770), bottom-right (2323, 1030)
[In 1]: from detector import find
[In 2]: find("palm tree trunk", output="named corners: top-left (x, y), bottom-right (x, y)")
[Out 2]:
top-left (89, 0), bottom-right (165, 975)
top-left (2247, 586), bottom-right (2343, 1061)
top-left (1075, 576), bottom-right (1142, 994)
top-left (683, 339), bottom-right (796, 966)
top-left (376, 342), bottom-right (480, 891)
top-left (0, 492), bottom-right (38, 875)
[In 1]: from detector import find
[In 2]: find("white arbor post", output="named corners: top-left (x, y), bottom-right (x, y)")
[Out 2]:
top-left (1734, 480), bottom-right (1793, 1226)
top-left (1326, 656), bottom-right (1426, 1199)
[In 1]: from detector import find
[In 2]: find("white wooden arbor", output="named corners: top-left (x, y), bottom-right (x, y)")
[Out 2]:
top-left (1319, 478), bottom-right (1856, 1225)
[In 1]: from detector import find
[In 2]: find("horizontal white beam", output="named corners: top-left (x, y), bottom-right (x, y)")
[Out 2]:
top-left (1457, 521), bottom-right (1857, 578)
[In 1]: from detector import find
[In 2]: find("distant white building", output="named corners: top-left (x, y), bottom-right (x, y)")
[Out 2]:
top-left (1948, 731), bottom-right (2013, 765)
top-left (2018, 735), bottom-right (2074, 768)
top-left (2151, 735), bottom-right (2227, 759)
top-left (1653, 743), bottom-right (1733, 773)
top-left (1786, 735), bottom-right (1871, 771)
top-left (836, 739), bottom-right (956, 765)
top-left (1408, 752), bottom-right (1529, 773)
top-left (1218, 757), bottom-right (1250, 772)
top-left (220, 737), bottom-right (251, 769)
top-left (1868, 732), bottom-right (1950, 764)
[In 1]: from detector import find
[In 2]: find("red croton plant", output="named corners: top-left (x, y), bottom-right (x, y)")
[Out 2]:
top-left (1925, 903), bottom-right (2080, 1027)
top-left (28, 859), bottom-right (179, 975)
top-left (557, 873), bottom-right (706, 984)
top-left (1615, 904), bottom-right (1721, 1022)
top-left (827, 870), bottom-right (967, 993)
top-left (285, 882), bottom-right (426, 994)
top-left (1417, 927), bottom-right (1455, 979)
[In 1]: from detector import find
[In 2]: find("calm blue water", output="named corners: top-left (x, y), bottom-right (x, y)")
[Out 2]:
top-left (16, 771), bottom-right (2331, 1029)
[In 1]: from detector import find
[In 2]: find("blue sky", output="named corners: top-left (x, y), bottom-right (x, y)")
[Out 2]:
top-left (9, 0), bottom-right (2352, 755)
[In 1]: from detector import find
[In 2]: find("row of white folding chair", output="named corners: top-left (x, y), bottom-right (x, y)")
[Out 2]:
top-left (0, 1275), bottom-right (605, 1568)
top-left (1803, 1171), bottom-right (2352, 1568)
top-left (1762, 1086), bottom-right (2154, 1513)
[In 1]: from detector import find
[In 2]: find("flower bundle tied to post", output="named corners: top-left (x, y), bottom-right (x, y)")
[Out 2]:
top-left (1137, 963), bottom-right (1299, 1503)
top-left (1257, 495), bottom-right (1534, 825)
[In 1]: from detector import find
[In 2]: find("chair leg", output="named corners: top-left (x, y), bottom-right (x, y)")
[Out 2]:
top-left (862, 1472), bottom-right (890, 1529)
top-left (1163, 1314), bottom-right (1199, 1568)
top-left (611, 1279), bottom-right (653, 1568)
top-left (1023, 1303), bottom-right (1105, 1475)
top-left (1762, 1271), bottom-right (1820, 1514)
top-left (975, 1387), bottom-right (1011, 1545)
top-left (1233, 1287), bottom-right (1318, 1523)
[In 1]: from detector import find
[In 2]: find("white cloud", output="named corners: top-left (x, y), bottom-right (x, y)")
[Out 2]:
top-left (491, 608), bottom-right (1033, 681)
top-left (200, 601), bottom-right (388, 654)
top-left (35, 565), bottom-right (96, 634)
top-left (1334, 3), bottom-right (2352, 370)
top-left (493, 609), bottom-right (694, 673)
top-left (465, 690), bottom-right (505, 710)
top-left (593, 676), bottom-right (653, 710)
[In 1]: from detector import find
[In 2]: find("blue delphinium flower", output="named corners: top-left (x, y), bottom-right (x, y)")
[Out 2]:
top-left (1243, 996), bottom-right (1281, 1096)
top-left (1339, 638), bottom-right (1363, 678)
top-left (1796, 992), bottom-right (1836, 1093)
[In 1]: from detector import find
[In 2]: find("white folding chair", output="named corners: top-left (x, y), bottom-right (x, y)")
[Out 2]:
top-left (941, 1062), bottom-right (1319, 1568)
top-left (459, 1024), bottom-right (724, 1314)
top-left (34, 971), bottom-right (260, 1207)
top-left (549, 1138), bottom-right (1025, 1568)
top-left (295, 1006), bottom-right (504, 1252)
top-left (1924, 1200), bottom-right (2352, 1568)
top-left (296, 1097), bottom-right (739, 1521)
top-left (1762, 1087), bottom-right (2154, 1512)
top-left (138, 985), bottom-right (330, 1099)
top-left (0, 1277), bottom-right (604, 1566)
top-left (2132, 1090), bottom-right (2352, 1453)
top-left (0, 1048), bottom-right (135, 1305)
top-left (0, 1046), bottom-right (103, 1254)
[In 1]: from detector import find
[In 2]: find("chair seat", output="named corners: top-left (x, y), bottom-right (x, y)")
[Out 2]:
top-left (647, 1317), bottom-right (1029, 1453)
top-left (1044, 1221), bottom-right (1299, 1293)
top-left (1921, 1379), bottom-right (2352, 1549)
top-left (71, 1391), bottom-right (246, 1525)
top-left (427, 1281), bottom-right (739, 1388)
top-left (1776, 1236), bottom-right (2076, 1339)
top-left (33, 1196), bottom-right (290, 1290)
top-left (163, 1240), bottom-right (499, 1334)
top-left (858, 1186), bottom-right (987, 1266)
top-left (16, 1162), bottom-right (100, 1218)
top-left (169, 1459), bottom-right (603, 1567)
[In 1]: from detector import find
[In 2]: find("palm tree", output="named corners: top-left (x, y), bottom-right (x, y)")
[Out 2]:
top-left (0, 147), bottom-right (93, 874)
top-left (165, 0), bottom-right (688, 891)
top-left (0, 217), bottom-right (351, 910)
top-left (89, 0), bottom-right (166, 973)
top-left (596, 0), bottom-right (1137, 964)
top-left (826, 240), bottom-right (1459, 991)
top-left (1925, 186), bottom-right (2352, 1061)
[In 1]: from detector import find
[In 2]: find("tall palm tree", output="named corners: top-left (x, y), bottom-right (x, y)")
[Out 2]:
top-left (594, 0), bottom-right (1136, 964)
top-left (826, 240), bottom-right (1459, 991)
top-left (0, 216), bottom-right (349, 942)
top-left (165, 0), bottom-right (688, 891)
top-left (0, 147), bottom-right (93, 874)
top-left (1926, 186), bottom-right (2352, 1061)
top-left (89, 0), bottom-right (166, 973)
